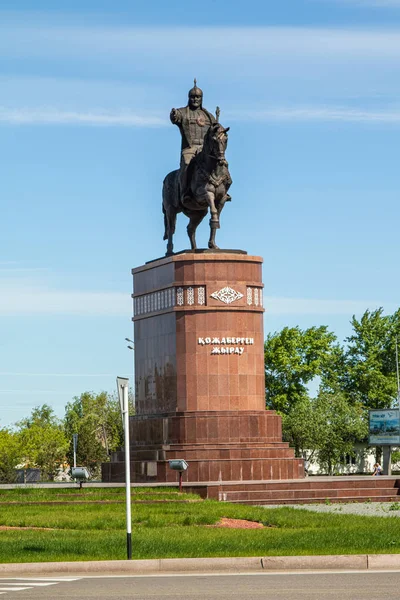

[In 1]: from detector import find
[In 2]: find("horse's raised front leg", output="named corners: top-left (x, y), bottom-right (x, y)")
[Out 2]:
top-left (209, 194), bottom-right (228, 249)
top-left (206, 190), bottom-right (219, 228)
top-left (208, 225), bottom-right (218, 250)
top-left (187, 210), bottom-right (207, 250)
top-left (205, 190), bottom-right (220, 249)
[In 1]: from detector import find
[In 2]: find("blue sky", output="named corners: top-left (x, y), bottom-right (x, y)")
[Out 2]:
top-left (1, 0), bottom-right (399, 426)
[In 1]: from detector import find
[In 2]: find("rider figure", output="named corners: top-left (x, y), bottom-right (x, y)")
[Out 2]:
top-left (170, 79), bottom-right (216, 201)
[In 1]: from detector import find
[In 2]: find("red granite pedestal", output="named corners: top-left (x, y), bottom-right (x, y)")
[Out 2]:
top-left (102, 250), bottom-right (304, 483)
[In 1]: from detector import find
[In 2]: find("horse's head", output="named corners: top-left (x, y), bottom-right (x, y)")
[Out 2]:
top-left (204, 122), bottom-right (230, 162)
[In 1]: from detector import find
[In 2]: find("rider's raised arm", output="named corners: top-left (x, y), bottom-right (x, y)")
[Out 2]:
top-left (170, 108), bottom-right (182, 125)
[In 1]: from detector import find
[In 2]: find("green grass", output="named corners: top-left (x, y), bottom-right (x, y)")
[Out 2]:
top-left (0, 487), bottom-right (399, 563)
top-left (0, 487), bottom-right (191, 502)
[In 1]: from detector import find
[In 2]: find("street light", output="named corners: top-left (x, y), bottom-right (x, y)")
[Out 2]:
top-left (117, 377), bottom-right (132, 559)
top-left (126, 339), bottom-right (135, 411)
top-left (396, 336), bottom-right (400, 408)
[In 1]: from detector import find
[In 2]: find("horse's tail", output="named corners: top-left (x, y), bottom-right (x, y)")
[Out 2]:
top-left (162, 170), bottom-right (179, 241)
top-left (162, 198), bottom-right (168, 241)
top-left (162, 177), bottom-right (168, 240)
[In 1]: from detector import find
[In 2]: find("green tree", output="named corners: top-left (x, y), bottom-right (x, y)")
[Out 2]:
top-left (283, 393), bottom-right (368, 473)
top-left (314, 392), bottom-right (368, 475)
top-left (342, 308), bottom-right (400, 409)
top-left (282, 396), bottom-right (322, 460)
top-left (16, 405), bottom-right (68, 480)
top-left (17, 404), bottom-right (59, 429)
top-left (0, 428), bottom-right (21, 483)
top-left (64, 391), bottom-right (125, 476)
top-left (264, 326), bottom-right (339, 414)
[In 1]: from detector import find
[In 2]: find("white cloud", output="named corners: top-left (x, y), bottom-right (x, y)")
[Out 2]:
top-left (2, 104), bottom-right (400, 126)
top-left (0, 373), bottom-right (114, 377)
top-left (0, 267), bottom-right (50, 273)
top-left (264, 296), bottom-right (396, 315)
top-left (0, 390), bottom-right (75, 394)
top-left (0, 75), bottom-right (166, 113)
top-left (229, 106), bottom-right (400, 124)
top-left (0, 107), bottom-right (165, 127)
top-left (1, 23), bottom-right (400, 65)
top-left (0, 269), bottom-right (395, 317)
top-left (0, 275), bottom-right (393, 316)
top-left (2, 27), bottom-right (400, 120)
top-left (327, 0), bottom-right (400, 6)
top-left (0, 281), bottom-right (130, 316)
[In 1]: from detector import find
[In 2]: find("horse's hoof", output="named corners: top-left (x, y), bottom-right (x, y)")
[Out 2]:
top-left (208, 242), bottom-right (219, 250)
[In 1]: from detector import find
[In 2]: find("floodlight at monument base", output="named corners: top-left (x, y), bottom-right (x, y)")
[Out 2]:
top-left (168, 459), bottom-right (189, 492)
top-left (71, 466), bottom-right (89, 489)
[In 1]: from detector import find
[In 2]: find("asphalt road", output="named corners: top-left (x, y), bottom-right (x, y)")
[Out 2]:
top-left (1, 571), bottom-right (400, 600)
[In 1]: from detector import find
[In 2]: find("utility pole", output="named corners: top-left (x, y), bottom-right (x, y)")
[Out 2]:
top-left (72, 433), bottom-right (78, 468)
top-left (384, 337), bottom-right (400, 476)
top-left (396, 336), bottom-right (400, 407)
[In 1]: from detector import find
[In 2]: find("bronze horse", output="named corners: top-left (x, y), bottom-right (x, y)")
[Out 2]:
top-left (162, 123), bottom-right (232, 256)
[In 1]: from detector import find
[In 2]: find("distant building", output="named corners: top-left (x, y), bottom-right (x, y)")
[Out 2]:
top-left (306, 444), bottom-right (399, 475)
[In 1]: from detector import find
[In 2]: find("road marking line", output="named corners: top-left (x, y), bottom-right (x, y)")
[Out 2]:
top-left (0, 587), bottom-right (32, 591)
top-left (80, 569), bottom-right (400, 579)
top-left (0, 583), bottom-right (58, 587)
top-left (3, 578), bottom-right (81, 582)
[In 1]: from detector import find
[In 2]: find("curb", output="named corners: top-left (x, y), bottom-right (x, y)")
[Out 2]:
top-left (0, 557), bottom-right (261, 575)
top-left (261, 555), bottom-right (368, 570)
top-left (1, 554), bottom-right (400, 575)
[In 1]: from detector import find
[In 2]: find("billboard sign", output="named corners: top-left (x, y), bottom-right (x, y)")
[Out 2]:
top-left (369, 409), bottom-right (400, 445)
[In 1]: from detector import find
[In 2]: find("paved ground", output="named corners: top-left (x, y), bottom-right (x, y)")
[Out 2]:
top-left (263, 501), bottom-right (400, 517)
top-left (1, 572), bottom-right (400, 600)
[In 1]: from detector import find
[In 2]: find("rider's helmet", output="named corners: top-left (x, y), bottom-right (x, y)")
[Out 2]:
top-left (188, 78), bottom-right (203, 99)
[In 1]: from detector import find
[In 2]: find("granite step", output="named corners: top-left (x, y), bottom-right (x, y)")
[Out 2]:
top-left (211, 478), bottom-right (400, 492)
top-left (222, 487), bottom-right (399, 502)
top-left (226, 495), bottom-right (400, 505)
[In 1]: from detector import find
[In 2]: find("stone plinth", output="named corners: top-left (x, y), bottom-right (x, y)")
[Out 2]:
top-left (102, 250), bottom-right (304, 483)
top-left (133, 250), bottom-right (265, 414)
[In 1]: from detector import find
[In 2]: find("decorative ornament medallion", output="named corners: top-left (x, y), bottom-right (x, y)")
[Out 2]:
top-left (210, 286), bottom-right (244, 305)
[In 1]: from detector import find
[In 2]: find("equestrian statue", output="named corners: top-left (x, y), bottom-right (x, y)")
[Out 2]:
top-left (162, 80), bottom-right (232, 255)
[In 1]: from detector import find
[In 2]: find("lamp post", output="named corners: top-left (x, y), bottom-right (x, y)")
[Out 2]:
top-left (125, 338), bottom-right (135, 411)
top-left (396, 337), bottom-right (400, 408)
top-left (117, 377), bottom-right (132, 560)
